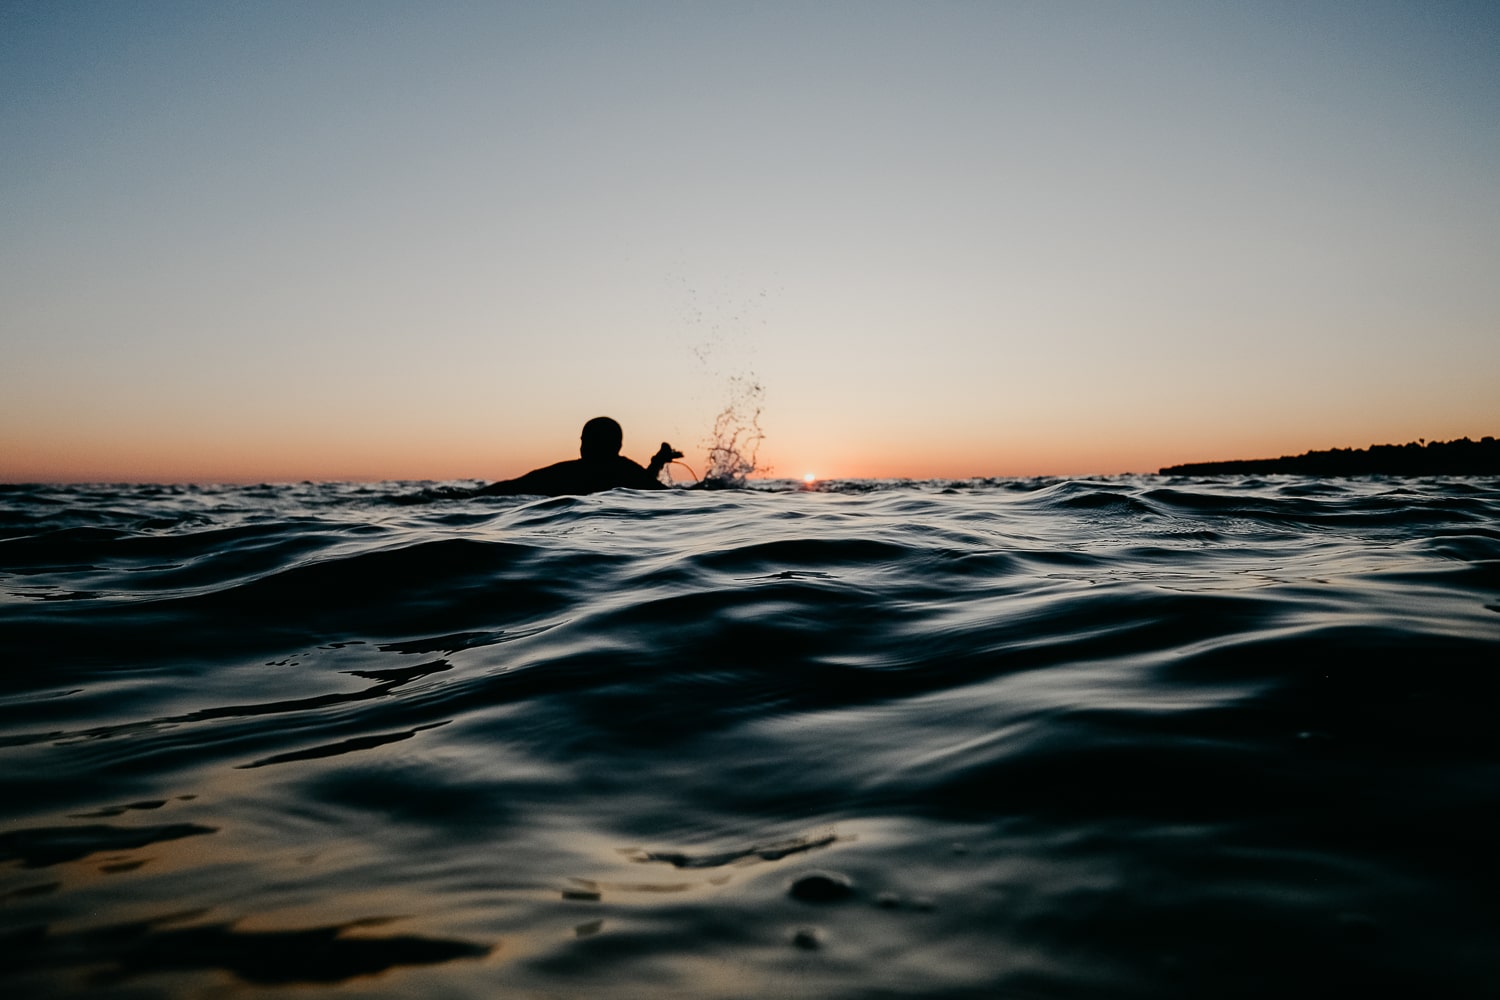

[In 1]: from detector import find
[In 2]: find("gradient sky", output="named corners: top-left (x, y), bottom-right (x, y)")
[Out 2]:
top-left (3, 0), bottom-right (1497, 482)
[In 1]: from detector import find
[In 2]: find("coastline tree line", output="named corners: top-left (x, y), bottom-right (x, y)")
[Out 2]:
top-left (1160, 435), bottom-right (1500, 476)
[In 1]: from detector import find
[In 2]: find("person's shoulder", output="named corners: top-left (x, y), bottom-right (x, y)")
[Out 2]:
top-left (613, 455), bottom-right (665, 488)
top-left (477, 460), bottom-right (582, 496)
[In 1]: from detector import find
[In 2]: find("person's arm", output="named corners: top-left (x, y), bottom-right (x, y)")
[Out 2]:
top-left (645, 442), bottom-right (683, 479)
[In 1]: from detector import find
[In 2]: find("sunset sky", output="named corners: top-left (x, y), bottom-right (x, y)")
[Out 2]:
top-left (3, 1), bottom-right (1497, 483)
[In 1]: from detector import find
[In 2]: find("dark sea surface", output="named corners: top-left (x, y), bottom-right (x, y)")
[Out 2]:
top-left (1, 476), bottom-right (1497, 999)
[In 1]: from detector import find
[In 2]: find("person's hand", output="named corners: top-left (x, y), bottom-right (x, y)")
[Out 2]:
top-left (652, 442), bottom-right (684, 465)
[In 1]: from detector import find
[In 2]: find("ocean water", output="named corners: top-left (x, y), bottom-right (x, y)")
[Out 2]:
top-left (1, 476), bottom-right (1497, 998)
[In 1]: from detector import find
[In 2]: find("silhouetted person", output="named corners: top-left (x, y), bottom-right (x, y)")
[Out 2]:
top-left (474, 417), bottom-right (682, 497)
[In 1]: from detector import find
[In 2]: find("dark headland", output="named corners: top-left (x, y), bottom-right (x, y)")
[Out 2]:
top-left (1159, 435), bottom-right (1500, 476)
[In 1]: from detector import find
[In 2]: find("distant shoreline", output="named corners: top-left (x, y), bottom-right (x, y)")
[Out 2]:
top-left (1159, 435), bottom-right (1500, 476)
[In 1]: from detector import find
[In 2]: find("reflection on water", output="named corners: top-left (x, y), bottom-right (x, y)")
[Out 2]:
top-left (0, 819), bottom-right (216, 868)
top-left (1, 477), bottom-right (1497, 997)
top-left (12, 912), bottom-right (491, 987)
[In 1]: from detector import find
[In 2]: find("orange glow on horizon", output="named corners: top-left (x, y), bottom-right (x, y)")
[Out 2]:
top-left (5, 416), bottom-right (1496, 485)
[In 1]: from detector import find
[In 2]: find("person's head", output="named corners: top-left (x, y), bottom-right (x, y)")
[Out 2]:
top-left (579, 416), bottom-right (623, 461)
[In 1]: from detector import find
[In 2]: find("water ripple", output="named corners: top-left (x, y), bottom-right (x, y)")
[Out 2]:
top-left (1, 476), bottom-right (1497, 997)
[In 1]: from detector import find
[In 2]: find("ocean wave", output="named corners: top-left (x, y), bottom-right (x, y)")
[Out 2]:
top-left (1, 476), bottom-right (1497, 997)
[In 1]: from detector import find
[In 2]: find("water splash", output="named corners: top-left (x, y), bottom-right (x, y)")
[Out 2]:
top-left (666, 274), bottom-right (776, 486)
top-left (701, 376), bottom-right (765, 486)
